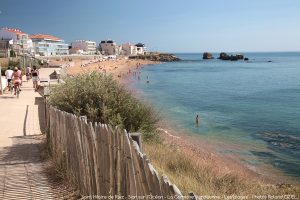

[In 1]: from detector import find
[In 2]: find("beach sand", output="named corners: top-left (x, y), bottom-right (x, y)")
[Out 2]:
top-left (65, 58), bottom-right (159, 79)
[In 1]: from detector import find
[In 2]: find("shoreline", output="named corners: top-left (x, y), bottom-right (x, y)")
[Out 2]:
top-left (64, 57), bottom-right (160, 80)
top-left (57, 57), bottom-right (298, 186)
top-left (155, 121), bottom-right (296, 184)
top-left (121, 62), bottom-right (299, 186)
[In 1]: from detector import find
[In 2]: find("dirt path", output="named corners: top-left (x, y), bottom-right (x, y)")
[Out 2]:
top-left (0, 68), bottom-right (77, 199)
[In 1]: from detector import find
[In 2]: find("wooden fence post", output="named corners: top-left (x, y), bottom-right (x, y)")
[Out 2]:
top-left (47, 106), bottom-right (188, 198)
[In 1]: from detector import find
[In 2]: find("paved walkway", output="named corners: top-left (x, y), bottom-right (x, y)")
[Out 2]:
top-left (0, 68), bottom-right (77, 199)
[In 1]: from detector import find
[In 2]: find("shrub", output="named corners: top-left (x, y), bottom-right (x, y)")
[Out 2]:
top-left (10, 50), bottom-right (16, 57)
top-left (48, 72), bottom-right (159, 141)
top-left (8, 60), bottom-right (19, 67)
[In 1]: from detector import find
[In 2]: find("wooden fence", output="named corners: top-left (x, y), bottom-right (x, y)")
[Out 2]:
top-left (47, 106), bottom-right (187, 199)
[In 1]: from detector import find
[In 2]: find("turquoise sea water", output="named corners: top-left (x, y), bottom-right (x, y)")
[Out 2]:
top-left (132, 52), bottom-right (300, 181)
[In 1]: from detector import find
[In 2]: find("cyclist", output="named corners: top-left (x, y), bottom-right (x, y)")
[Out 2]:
top-left (17, 66), bottom-right (23, 86)
top-left (12, 67), bottom-right (22, 95)
top-left (5, 67), bottom-right (13, 91)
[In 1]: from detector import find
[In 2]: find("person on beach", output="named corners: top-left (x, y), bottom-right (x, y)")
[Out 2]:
top-left (5, 67), bottom-right (13, 90)
top-left (17, 67), bottom-right (23, 86)
top-left (12, 67), bottom-right (22, 95)
top-left (196, 114), bottom-right (200, 126)
top-left (31, 66), bottom-right (39, 91)
top-left (26, 66), bottom-right (31, 81)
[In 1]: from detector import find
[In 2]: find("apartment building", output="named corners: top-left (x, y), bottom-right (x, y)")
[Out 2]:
top-left (121, 43), bottom-right (138, 56)
top-left (135, 43), bottom-right (147, 55)
top-left (0, 27), bottom-right (34, 55)
top-left (99, 40), bottom-right (121, 55)
top-left (71, 40), bottom-right (97, 55)
top-left (30, 34), bottom-right (69, 56)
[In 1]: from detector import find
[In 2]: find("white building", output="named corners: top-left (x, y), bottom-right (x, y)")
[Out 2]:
top-left (0, 27), bottom-right (34, 55)
top-left (71, 40), bottom-right (96, 55)
top-left (135, 43), bottom-right (147, 55)
top-left (99, 40), bottom-right (121, 55)
top-left (121, 43), bottom-right (137, 56)
top-left (0, 39), bottom-right (10, 58)
top-left (69, 47), bottom-right (84, 55)
top-left (30, 34), bottom-right (69, 56)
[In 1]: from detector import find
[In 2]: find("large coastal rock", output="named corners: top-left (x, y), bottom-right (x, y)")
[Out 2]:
top-left (218, 52), bottom-right (230, 60)
top-left (129, 53), bottom-right (181, 62)
top-left (236, 54), bottom-right (244, 60)
top-left (203, 52), bottom-right (214, 59)
top-left (218, 52), bottom-right (245, 61)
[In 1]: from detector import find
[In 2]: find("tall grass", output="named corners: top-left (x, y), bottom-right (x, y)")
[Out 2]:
top-left (144, 142), bottom-right (300, 197)
top-left (48, 72), bottom-right (159, 141)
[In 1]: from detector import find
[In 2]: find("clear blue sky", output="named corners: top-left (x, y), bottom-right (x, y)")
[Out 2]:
top-left (0, 0), bottom-right (299, 52)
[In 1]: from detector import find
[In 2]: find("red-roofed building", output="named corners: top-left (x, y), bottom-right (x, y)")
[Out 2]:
top-left (30, 34), bottom-right (69, 56)
top-left (0, 27), bottom-right (34, 55)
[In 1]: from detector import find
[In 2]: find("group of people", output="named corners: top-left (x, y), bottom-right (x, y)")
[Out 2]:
top-left (4, 66), bottom-right (40, 95)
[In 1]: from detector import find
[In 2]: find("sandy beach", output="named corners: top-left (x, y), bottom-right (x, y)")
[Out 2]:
top-left (62, 57), bottom-right (159, 79)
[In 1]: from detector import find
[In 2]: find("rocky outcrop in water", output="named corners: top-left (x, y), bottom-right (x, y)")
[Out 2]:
top-left (218, 52), bottom-right (230, 60)
top-left (203, 52), bottom-right (214, 59)
top-left (218, 52), bottom-right (245, 61)
top-left (129, 53), bottom-right (181, 62)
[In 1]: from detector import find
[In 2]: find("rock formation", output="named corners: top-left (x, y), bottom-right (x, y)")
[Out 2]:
top-left (218, 52), bottom-right (245, 61)
top-left (203, 52), bottom-right (214, 59)
top-left (129, 53), bottom-right (181, 62)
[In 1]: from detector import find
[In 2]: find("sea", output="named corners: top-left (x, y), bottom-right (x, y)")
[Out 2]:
top-left (130, 52), bottom-right (300, 182)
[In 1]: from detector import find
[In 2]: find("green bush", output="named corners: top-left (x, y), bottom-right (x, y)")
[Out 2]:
top-left (8, 60), bottom-right (19, 67)
top-left (48, 72), bottom-right (159, 141)
top-left (10, 50), bottom-right (16, 57)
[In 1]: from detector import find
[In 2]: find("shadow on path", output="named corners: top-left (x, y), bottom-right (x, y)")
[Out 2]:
top-left (35, 97), bottom-right (46, 134)
top-left (0, 135), bottom-right (44, 164)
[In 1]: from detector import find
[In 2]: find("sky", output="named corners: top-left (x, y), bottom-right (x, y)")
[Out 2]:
top-left (0, 0), bottom-right (299, 52)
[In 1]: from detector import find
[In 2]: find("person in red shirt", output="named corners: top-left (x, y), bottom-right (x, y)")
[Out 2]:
top-left (12, 67), bottom-right (22, 95)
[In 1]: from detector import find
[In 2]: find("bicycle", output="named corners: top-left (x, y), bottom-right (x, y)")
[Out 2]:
top-left (8, 81), bottom-right (13, 94)
top-left (14, 82), bottom-right (21, 98)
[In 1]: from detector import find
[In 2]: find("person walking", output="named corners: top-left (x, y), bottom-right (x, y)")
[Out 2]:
top-left (5, 67), bottom-right (13, 91)
top-left (31, 66), bottom-right (39, 91)
top-left (26, 66), bottom-right (32, 81)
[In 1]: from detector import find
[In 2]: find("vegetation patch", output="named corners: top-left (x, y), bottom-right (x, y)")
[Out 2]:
top-left (48, 72), bottom-right (159, 141)
top-left (144, 142), bottom-right (300, 196)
